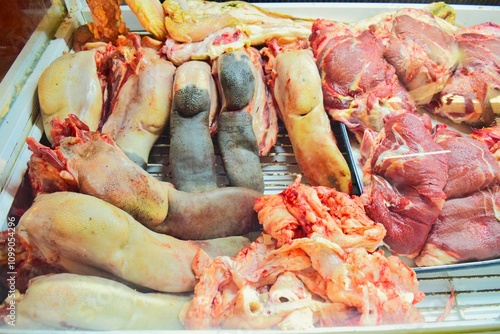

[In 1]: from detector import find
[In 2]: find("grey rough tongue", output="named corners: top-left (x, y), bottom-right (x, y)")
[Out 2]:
top-left (170, 82), bottom-right (218, 193)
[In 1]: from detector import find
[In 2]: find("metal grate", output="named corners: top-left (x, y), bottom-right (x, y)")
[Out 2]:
top-left (147, 120), bottom-right (363, 196)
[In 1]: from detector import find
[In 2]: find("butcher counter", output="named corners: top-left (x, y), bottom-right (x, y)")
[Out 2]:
top-left (0, 0), bottom-right (500, 332)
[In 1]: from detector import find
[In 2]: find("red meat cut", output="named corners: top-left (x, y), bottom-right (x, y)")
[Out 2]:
top-left (416, 185), bottom-right (500, 267)
top-left (361, 113), bottom-right (448, 257)
top-left (310, 19), bottom-right (415, 139)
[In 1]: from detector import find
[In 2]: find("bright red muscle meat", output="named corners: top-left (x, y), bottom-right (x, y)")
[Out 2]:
top-left (361, 112), bottom-right (448, 257)
top-left (383, 9), bottom-right (460, 106)
top-left (431, 22), bottom-right (500, 126)
top-left (433, 125), bottom-right (500, 199)
top-left (309, 19), bottom-right (415, 139)
top-left (416, 184), bottom-right (500, 267)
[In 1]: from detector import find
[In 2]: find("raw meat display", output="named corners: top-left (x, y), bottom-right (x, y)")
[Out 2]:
top-left (416, 185), bottom-right (500, 266)
top-left (361, 114), bottom-right (500, 262)
top-left (310, 5), bottom-right (498, 130)
top-left (2, 0), bottom-right (500, 330)
top-left (380, 8), bottom-right (460, 105)
top-left (181, 179), bottom-right (424, 329)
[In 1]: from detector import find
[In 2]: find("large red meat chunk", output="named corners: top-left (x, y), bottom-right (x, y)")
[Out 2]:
top-left (416, 185), bottom-right (500, 267)
top-left (383, 9), bottom-right (460, 106)
top-left (415, 125), bottom-right (500, 266)
top-left (433, 125), bottom-right (500, 199)
top-left (361, 113), bottom-right (448, 257)
top-left (309, 19), bottom-right (415, 139)
top-left (431, 22), bottom-right (500, 126)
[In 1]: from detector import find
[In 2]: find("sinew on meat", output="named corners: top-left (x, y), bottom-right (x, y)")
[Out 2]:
top-left (433, 124), bottom-right (500, 199)
top-left (361, 113), bottom-right (500, 265)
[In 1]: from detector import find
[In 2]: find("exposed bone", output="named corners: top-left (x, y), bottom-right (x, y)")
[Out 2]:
top-left (491, 95), bottom-right (500, 115)
top-left (441, 94), bottom-right (481, 115)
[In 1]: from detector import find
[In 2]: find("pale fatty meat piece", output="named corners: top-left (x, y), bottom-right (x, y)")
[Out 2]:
top-left (162, 0), bottom-right (312, 45)
top-left (0, 273), bottom-right (190, 330)
top-left (17, 192), bottom-right (249, 293)
top-left (39, 33), bottom-right (175, 168)
top-left (262, 45), bottom-right (352, 193)
top-left (254, 176), bottom-right (386, 252)
top-left (101, 44), bottom-right (175, 168)
top-left (38, 49), bottom-right (103, 144)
